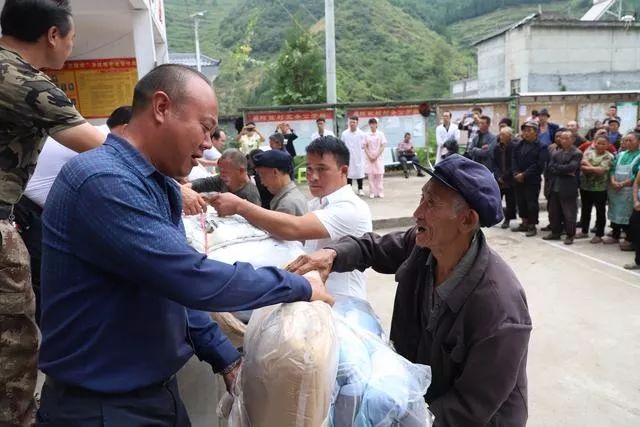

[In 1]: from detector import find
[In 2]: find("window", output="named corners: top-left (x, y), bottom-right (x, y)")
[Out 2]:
top-left (510, 79), bottom-right (521, 95)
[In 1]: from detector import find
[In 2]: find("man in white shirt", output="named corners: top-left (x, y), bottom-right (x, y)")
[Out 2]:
top-left (211, 136), bottom-right (372, 299)
top-left (310, 117), bottom-right (335, 140)
top-left (341, 116), bottom-right (367, 195)
top-left (15, 106), bottom-right (131, 324)
top-left (436, 110), bottom-right (460, 164)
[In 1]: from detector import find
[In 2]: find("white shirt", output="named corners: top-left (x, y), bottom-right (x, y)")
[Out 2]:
top-left (341, 128), bottom-right (367, 179)
top-left (203, 147), bottom-right (221, 161)
top-left (23, 125), bottom-right (110, 207)
top-left (435, 123), bottom-right (460, 164)
top-left (305, 185), bottom-right (372, 299)
top-left (310, 129), bottom-right (335, 141)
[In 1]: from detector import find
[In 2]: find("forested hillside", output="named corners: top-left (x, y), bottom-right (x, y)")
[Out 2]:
top-left (165, 0), bottom-right (602, 113)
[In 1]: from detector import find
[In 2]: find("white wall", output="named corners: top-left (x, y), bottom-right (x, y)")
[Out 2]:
top-left (476, 35), bottom-right (506, 97)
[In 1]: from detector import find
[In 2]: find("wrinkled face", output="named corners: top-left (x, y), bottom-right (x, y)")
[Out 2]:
top-left (218, 158), bottom-right (245, 189)
top-left (521, 127), bottom-right (538, 142)
top-left (305, 152), bottom-right (347, 198)
top-left (478, 118), bottom-right (490, 133)
top-left (156, 77), bottom-right (217, 178)
top-left (499, 130), bottom-right (511, 144)
top-left (560, 131), bottom-right (574, 149)
top-left (413, 181), bottom-right (465, 249)
top-left (349, 119), bottom-right (358, 131)
top-left (624, 134), bottom-right (639, 151)
top-left (567, 121), bottom-right (579, 134)
top-left (256, 167), bottom-right (280, 194)
top-left (47, 18), bottom-right (76, 69)
top-left (594, 137), bottom-right (608, 154)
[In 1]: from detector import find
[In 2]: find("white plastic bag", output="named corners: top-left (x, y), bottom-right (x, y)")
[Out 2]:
top-left (229, 302), bottom-right (339, 427)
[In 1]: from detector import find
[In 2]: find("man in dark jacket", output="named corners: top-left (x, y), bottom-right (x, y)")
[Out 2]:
top-left (468, 115), bottom-right (498, 170)
top-left (543, 131), bottom-right (583, 245)
top-left (287, 155), bottom-right (532, 426)
top-left (512, 121), bottom-right (546, 237)
top-left (493, 126), bottom-right (517, 229)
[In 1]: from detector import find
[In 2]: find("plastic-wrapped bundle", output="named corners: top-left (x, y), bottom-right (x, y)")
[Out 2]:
top-left (332, 296), bottom-right (386, 341)
top-left (229, 301), bottom-right (339, 427)
top-left (330, 315), bottom-right (434, 427)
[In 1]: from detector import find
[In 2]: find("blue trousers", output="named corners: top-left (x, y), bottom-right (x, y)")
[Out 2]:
top-left (36, 377), bottom-right (190, 427)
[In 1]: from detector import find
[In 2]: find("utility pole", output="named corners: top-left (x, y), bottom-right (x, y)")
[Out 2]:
top-left (325, 0), bottom-right (337, 104)
top-left (190, 11), bottom-right (207, 72)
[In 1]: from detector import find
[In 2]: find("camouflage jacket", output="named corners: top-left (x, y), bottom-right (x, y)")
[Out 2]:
top-left (0, 46), bottom-right (84, 205)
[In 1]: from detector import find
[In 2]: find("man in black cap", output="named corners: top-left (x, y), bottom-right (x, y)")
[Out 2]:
top-left (253, 150), bottom-right (307, 216)
top-left (286, 154), bottom-right (532, 426)
top-left (512, 120), bottom-right (546, 236)
top-left (607, 118), bottom-right (623, 150)
top-left (537, 108), bottom-right (559, 148)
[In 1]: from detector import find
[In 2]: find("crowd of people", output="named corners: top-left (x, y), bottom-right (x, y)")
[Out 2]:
top-left (441, 105), bottom-right (640, 270)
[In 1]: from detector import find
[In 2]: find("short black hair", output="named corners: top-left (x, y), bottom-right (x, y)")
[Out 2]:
top-left (349, 116), bottom-right (359, 121)
top-left (404, 132), bottom-right (411, 137)
top-left (306, 135), bottom-right (350, 168)
top-left (368, 118), bottom-right (378, 124)
top-left (1, 0), bottom-right (73, 43)
top-left (131, 64), bottom-right (210, 115)
top-left (316, 117), bottom-right (326, 123)
top-left (106, 106), bottom-right (132, 129)
top-left (479, 115), bottom-right (491, 125)
top-left (531, 110), bottom-right (539, 117)
top-left (610, 105), bottom-right (618, 110)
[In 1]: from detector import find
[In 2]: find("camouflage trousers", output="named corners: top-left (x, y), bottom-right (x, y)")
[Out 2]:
top-left (0, 220), bottom-right (38, 427)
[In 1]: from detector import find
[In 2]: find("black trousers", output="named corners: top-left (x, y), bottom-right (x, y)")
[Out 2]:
top-left (500, 186), bottom-right (517, 220)
top-left (549, 192), bottom-right (578, 237)
top-left (629, 210), bottom-right (640, 265)
top-left (579, 189), bottom-right (607, 236)
top-left (398, 155), bottom-right (423, 175)
top-left (36, 377), bottom-right (190, 427)
top-left (514, 181), bottom-right (540, 225)
top-left (611, 222), bottom-right (631, 241)
top-left (347, 178), bottom-right (363, 190)
top-left (13, 196), bottom-right (43, 325)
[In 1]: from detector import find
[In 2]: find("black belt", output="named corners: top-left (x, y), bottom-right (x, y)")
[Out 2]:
top-left (0, 204), bottom-right (13, 220)
top-left (44, 375), bottom-right (177, 398)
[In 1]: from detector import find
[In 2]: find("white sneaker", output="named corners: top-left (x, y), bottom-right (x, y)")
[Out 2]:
top-left (369, 194), bottom-right (375, 199)
top-left (378, 193), bottom-right (384, 198)
top-left (358, 189), bottom-right (365, 196)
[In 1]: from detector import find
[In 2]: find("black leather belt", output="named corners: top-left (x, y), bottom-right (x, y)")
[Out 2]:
top-left (44, 376), bottom-right (177, 398)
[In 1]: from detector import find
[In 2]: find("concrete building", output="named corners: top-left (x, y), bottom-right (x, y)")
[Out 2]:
top-left (469, 13), bottom-right (640, 98)
top-left (169, 53), bottom-right (221, 82)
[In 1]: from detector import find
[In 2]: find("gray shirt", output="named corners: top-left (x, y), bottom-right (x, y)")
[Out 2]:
top-left (424, 232), bottom-right (481, 328)
top-left (191, 175), bottom-right (261, 206)
top-left (269, 181), bottom-right (308, 216)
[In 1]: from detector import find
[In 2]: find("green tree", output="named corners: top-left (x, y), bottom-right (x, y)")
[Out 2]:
top-left (271, 27), bottom-right (325, 105)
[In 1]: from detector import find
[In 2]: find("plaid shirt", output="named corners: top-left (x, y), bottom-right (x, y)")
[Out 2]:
top-left (40, 134), bottom-right (310, 392)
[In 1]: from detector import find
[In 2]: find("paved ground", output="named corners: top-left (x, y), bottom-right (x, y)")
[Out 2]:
top-left (178, 175), bottom-right (640, 426)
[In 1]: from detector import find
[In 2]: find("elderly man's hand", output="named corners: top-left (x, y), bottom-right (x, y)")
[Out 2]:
top-left (181, 185), bottom-right (207, 216)
top-left (286, 249), bottom-right (336, 283)
top-left (208, 192), bottom-right (244, 217)
top-left (304, 270), bottom-right (334, 306)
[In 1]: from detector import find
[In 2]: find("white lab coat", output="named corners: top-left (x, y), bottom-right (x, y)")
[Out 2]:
top-left (341, 129), bottom-right (367, 179)
top-left (435, 123), bottom-right (460, 164)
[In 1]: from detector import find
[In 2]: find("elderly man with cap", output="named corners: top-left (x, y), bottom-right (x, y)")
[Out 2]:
top-left (287, 154), bottom-right (532, 426)
top-left (253, 150), bottom-right (307, 216)
top-left (512, 120), bottom-right (546, 236)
